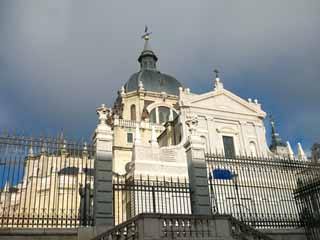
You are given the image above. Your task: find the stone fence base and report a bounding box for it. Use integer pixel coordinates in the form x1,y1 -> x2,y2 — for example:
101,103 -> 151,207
0,228 -> 77,240
89,213 -> 284,240
0,216 -> 307,240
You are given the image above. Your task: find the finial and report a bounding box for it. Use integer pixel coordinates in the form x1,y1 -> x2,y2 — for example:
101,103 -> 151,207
213,69 -> 223,90
41,142 -> 47,154
96,104 -> 110,125
28,145 -> 34,157
61,139 -> 68,156
120,86 -> 125,95
214,69 -> 219,79
62,140 -> 67,150
82,142 -> 88,156
286,141 -> 294,159
141,25 -> 152,41
138,80 -> 144,91
297,143 -> 307,161
269,115 -> 277,135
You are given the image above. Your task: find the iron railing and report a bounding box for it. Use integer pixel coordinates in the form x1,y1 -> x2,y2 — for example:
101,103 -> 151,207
294,169 -> 320,240
206,153 -> 320,229
0,132 -> 95,228
1,131 -> 320,234
113,175 -> 191,225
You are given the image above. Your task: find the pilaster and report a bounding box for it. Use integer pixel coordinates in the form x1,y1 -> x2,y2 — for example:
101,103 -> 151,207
184,118 -> 211,215
93,104 -> 114,227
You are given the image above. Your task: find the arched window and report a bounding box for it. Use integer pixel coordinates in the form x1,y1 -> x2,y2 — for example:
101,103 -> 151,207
158,106 -> 170,123
249,141 -> 258,157
150,109 -> 157,123
149,106 -> 178,124
130,104 -> 136,121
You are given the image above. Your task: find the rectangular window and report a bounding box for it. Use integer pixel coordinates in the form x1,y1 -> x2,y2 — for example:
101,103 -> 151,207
223,136 -> 235,158
127,133 -> 133,143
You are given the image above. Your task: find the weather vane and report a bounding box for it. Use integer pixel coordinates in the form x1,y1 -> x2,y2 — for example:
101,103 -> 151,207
141,25 -> 152,40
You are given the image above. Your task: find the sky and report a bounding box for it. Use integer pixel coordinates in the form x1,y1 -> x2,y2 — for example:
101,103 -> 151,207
0,0 -> 319,154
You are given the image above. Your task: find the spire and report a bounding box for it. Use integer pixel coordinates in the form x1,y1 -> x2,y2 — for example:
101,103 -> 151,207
41,142 -> 47,155
138,26 -> 158,70
61,139 -> 68,156
269,115 -> 287,151
286,141 -> 294,159
28,145 -> 34,157
82,142 -> 88,157
297,142 -> 307,161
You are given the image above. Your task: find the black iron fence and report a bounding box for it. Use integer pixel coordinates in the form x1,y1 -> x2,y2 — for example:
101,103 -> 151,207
2,131 -> 320,233
294,169 -> 320,240
0,132 -> 95,228
113,175 -> 191,225
205,153 -> 320,229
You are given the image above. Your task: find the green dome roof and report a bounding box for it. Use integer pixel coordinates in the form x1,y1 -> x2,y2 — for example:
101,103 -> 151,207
124,36 -> 182,96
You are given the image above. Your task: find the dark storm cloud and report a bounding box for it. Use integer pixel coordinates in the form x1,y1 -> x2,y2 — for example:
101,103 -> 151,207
0,0 -> 319,151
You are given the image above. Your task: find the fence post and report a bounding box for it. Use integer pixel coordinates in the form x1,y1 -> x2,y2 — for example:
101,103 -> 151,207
93,104 -> 114,227
184,117 -> 211,215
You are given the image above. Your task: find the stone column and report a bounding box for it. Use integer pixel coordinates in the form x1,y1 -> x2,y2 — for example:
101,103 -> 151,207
93,104 -> 114,227
184,117 -> 211,215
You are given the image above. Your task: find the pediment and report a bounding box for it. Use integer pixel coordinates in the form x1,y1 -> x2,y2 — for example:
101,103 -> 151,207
186,90 -> 265,117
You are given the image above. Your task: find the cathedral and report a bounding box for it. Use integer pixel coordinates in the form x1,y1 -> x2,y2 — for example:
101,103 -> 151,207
91,31 -> 318,233
108,31 -> 308,178
1,29 -> 319,240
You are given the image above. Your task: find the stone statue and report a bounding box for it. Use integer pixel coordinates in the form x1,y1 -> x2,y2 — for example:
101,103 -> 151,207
96,104 -> 111,125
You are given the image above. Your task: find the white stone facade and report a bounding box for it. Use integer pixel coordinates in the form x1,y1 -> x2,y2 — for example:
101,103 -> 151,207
178,78 -> 271,158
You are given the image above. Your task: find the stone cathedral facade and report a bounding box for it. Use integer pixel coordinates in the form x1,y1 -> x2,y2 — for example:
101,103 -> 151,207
102,33 -> 315,229
108,33 -> 308,179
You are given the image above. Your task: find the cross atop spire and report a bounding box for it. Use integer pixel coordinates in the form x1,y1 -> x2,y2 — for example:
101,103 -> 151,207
141,25 -> 152,41
141,25 -> 153,52
138,25 -> 158,69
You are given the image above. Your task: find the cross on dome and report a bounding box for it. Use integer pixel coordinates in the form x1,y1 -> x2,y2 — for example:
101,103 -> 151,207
141,25 -> 152,41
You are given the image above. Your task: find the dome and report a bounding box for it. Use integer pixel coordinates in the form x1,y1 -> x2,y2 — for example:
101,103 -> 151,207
125,70 -> 182,96
124,34 -> 183,96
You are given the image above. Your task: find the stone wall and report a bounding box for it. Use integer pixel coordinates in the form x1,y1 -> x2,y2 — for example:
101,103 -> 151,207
0,228 -> 77,240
